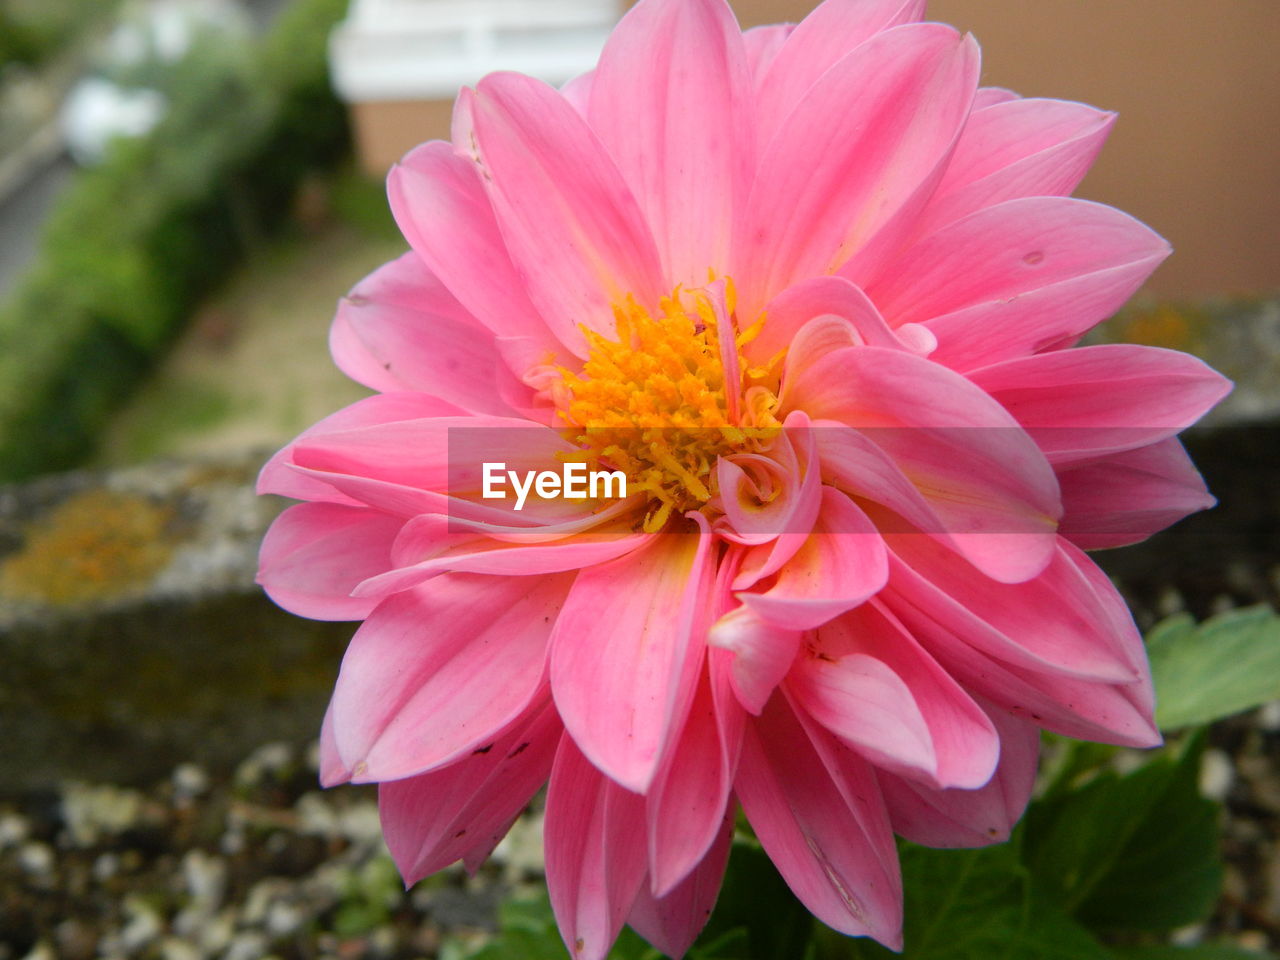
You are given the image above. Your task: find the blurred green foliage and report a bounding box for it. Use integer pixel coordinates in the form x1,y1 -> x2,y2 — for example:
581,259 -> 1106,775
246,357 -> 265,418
0,0 -> 120,71
0,0 -> 353,481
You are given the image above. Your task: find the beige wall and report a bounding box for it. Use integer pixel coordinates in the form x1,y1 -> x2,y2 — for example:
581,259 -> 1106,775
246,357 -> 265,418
352,0 -> 1279,298
727,0 -> 1280,298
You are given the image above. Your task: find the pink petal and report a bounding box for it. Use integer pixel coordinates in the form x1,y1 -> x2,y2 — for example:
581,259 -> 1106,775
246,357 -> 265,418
318,699 -> 350,788
812,423 -> 1037,582
329,252 -> 524,415
290,415 -> 573,495
560,70 -> 593,117
257,502 -> 401,620
331,573 -> 572,781
1057,439 -> 1215,550
912,98 -> 1116,237
387,141 -> 560,359
545,734 -> 649,960
736,694 -> 902,947
754,0 -> 926,149
471,72 -> 666,352
791,603 -> 999,789
749,276 -> 911,370
866,197 -> 1170,371
786,346 -> 1061,583
550,522 -> 715,793
353,510 -> 649,599
967,344 -> 1232,464
645,672 -> 737,896
885,535 -> 1143,683
718,412 -> 821,550
708,606 -> 802,715
738,487 -> 888,630
257,393 -> 466,503
737,22 -> 978,316
973,86 -> 1019,109
628,809 -> 733,959
883,596 -> 1159,747
877,697 -> 1040,847
742,23 -> 793,84
589,0 -> 754,286
379,699 -> 562,884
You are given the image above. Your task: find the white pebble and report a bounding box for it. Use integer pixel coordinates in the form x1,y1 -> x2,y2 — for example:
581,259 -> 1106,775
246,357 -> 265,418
1171,923 -> 1206,946
266,900 -> 305,937
294,792 -> 338,837
18,941 -> 54,960
222,931 -> 269,960
183,848 -> 228,909
243,878 -> 290,927
337,801 -> 383,845
1155,585 -> 1186,618
173,763 -> 210,800
1200,748 -> 1236,801
198,909 -> 236,955
161,938 -> 203,960
0,812 -> 30,850
1257,699 -> 1280,731
120,898 -> 164,952
93,852 -> 121,881
235,743 -> 293,786
61,782 -> 144,847
18,842 -> 54,876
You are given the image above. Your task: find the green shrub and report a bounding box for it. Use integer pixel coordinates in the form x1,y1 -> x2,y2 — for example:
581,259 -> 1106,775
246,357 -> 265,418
0,0 -> 353,481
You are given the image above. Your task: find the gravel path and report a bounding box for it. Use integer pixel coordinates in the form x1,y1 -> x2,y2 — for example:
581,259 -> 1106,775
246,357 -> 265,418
3,701 -> 1279,959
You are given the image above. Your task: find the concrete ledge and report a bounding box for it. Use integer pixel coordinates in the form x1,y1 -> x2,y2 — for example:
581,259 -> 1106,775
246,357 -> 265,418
0,451 -> 351,794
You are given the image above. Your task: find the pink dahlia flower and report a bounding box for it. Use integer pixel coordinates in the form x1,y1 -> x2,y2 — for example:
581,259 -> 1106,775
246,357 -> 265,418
257,0 -> 1231,955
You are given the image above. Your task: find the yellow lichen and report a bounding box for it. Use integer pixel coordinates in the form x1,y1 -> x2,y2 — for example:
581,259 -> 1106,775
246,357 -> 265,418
1,490 -> 176,605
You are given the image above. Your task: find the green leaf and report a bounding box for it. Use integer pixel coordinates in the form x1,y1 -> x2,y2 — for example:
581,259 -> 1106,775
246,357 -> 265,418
827,842 -> 1113,960
691,838 -> 814,960
1023,735 -> 1222,933
1113,945 -> 1277,959
1148,606 -> 1280,729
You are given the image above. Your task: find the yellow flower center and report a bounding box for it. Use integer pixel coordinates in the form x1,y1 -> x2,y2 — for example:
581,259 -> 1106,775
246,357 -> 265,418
555,282 -> 782,532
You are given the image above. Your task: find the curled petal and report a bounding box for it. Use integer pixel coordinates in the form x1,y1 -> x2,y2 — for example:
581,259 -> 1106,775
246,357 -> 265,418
709,605 -> 802,715
738,487 -> 888,630
791,603 -> 999,789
